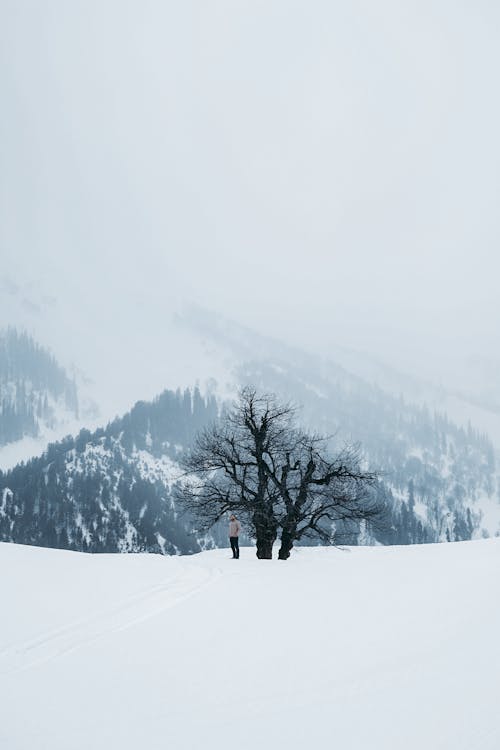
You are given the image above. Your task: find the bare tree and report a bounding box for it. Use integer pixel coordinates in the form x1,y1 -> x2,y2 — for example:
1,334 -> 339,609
178,387 -> 379,559
179,388 -> 295,558
265,436 -> 379,559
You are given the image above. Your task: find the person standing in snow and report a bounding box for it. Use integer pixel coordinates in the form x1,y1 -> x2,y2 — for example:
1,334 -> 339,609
229,515 -> 241,559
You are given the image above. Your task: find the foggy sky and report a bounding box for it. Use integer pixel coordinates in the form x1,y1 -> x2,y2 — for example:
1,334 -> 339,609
1,0 -> 499,391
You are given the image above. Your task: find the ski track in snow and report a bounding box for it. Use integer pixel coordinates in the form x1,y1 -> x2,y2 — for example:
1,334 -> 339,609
0,560 -> 221,675
2,542 -> 499,750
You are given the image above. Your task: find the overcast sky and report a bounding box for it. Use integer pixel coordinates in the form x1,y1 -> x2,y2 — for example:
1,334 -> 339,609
1,0 -> 499,392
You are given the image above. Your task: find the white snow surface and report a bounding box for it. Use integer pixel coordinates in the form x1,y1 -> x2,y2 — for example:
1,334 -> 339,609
1,539 -> 499,750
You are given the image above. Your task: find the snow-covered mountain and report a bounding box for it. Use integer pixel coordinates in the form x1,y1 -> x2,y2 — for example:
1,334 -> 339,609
0,329 -> 79,441
179,308 -> 500,540
1,312 -> 499,552
1,376 -> 498,555
180,306 -> 500,450
0,388 -> 223,554
0,329 -> 89,467
2,539 -> 499,750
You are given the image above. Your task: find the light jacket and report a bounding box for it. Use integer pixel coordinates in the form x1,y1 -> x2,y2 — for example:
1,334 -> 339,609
229,520 -> 241,537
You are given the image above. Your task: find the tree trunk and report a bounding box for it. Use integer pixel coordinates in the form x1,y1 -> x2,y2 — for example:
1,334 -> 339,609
278,526 -> 295,560
256,536 -> 275,559
254,523 -> 277,559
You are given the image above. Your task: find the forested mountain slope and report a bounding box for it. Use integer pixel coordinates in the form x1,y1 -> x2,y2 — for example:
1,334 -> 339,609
0,388 -> 219,553
239,360 -> 498,543
180,308 -> 500,541
0,378 -> 498,554
0,329 -> 78,447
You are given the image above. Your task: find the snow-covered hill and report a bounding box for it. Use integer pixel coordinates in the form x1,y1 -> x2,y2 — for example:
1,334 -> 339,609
0,329 -> 91,470
1,380 -> 497,554
181,306 -> 500,452
181,308 -> 500,538
1,539 -> 499,750
0,388 -> 221,554
1,314 -> 499,548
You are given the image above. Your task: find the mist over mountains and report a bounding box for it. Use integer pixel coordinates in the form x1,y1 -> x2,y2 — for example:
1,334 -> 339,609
0,329 -> 78,446
2,5 -> 500,749
1,317 -> 498,554
1,0 -> 499,556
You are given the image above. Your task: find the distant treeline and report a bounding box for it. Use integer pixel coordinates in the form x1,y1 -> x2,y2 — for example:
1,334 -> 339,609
0,329 -> 78,445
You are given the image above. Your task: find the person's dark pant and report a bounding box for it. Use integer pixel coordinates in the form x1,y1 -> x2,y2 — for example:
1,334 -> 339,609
230,536 -> 239,558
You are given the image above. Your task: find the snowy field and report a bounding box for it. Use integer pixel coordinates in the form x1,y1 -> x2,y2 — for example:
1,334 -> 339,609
1,540 -> 499,750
